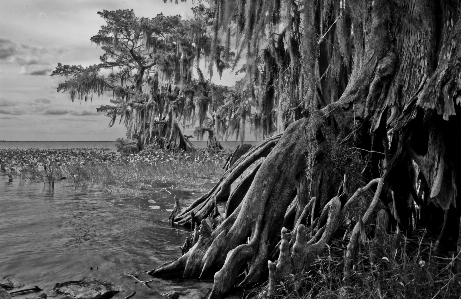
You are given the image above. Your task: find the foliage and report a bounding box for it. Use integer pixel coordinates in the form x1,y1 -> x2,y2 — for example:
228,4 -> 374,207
51,9 -> 228,150
0,147 -> 229,193
168,0 -> 356,139
66,149 -> 228,194
115,138 -> 140,155
257,232 -> 461,299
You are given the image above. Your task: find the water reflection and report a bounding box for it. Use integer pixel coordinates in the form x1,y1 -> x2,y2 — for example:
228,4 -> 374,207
42,182 -> 55,197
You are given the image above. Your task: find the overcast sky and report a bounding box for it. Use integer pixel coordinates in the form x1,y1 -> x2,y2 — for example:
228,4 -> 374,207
0,0 -> 241,141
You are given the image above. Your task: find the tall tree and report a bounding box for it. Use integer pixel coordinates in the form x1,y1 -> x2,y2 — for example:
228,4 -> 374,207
154,0 -> 461,297
52,9 -> 223,151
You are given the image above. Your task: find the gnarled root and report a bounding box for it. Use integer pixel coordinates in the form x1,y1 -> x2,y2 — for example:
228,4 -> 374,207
267,197 -> 342,296
150,119 -> 308,298
151,116 -> 387,298
149,219 -> 214,279
223,144 -> 253,170
172,133 -> 281,226
267,177 -> 385,295
343,178 -> 383,280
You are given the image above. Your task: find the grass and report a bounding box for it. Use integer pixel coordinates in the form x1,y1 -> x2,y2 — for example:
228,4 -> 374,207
0,148 -> 229,196
255,230 -> 461,299
65,154 -> 226,195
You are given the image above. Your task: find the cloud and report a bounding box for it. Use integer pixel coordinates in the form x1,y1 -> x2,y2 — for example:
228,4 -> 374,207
0,39 -> 16,60
0,108 -> 23,115
29,69 -> 52,76
0,98 -> 53,115
0,98 -> 100,118
20,66 -> 53,76
43,108 -> 71,115
38,11 -> 48,19
70,109 -> 100,116
42,108 -> 101,116
30,98 -> 52,112
33,98 -> 51,105
0,99 -> 17,107
59,117 -> 99,122
0,38 -> 68,75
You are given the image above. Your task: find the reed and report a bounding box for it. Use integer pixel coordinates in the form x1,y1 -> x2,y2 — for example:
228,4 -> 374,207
0,148 -> 229,194
66,154 -> 226,194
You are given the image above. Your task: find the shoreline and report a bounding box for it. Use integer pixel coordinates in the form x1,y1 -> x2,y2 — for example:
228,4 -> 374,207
0,147 -> 232,299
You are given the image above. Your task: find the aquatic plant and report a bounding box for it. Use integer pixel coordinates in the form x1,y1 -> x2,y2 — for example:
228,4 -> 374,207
0,148 -> 229,194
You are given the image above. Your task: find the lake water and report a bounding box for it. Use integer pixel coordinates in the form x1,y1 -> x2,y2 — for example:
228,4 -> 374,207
0,141 -> 259,151
0,141 -> 259,298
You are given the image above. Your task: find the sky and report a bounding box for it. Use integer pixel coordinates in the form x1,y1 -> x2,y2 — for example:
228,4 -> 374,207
0,0 -> 242,141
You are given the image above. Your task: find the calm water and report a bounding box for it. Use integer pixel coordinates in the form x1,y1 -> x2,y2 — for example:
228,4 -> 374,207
0,158 -> 216,298
0,141 -> 259,151
0,141 -> 117,151
0,141 -> 261,297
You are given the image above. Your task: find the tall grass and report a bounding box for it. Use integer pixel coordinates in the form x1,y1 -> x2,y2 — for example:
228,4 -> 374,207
65,157 -> 225,195
1,148 -> 228,196
257,230 -> 461,299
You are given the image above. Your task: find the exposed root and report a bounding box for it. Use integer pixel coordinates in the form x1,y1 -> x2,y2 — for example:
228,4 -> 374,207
271,197 -> 316,260
267,197 -> 342,293
225,162 -> 261,218
151,119 -> 308,298
168,196 -> 180,225
173,134 -> 281,226
209,244 -> 255,299
267,177 -> 385,294
341,178 -> 382,219
180,236 -> 192,255
343,177 -> 384,280
267,260 -> 277,298
150,216 -> 236,279
223,144 -> 253,170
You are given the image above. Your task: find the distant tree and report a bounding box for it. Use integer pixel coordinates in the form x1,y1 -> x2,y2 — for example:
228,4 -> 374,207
52,9 -> 228,151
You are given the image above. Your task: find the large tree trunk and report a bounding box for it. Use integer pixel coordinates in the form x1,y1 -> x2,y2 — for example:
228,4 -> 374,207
150,0 -> 461,297
149,108 -> 195,151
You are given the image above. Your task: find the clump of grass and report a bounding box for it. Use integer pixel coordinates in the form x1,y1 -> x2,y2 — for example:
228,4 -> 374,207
1,148 -> 230,195
67,154 -> 226,194
259,230 -> 461,299
0,148 -> 118,182
115,137 -> 140,155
